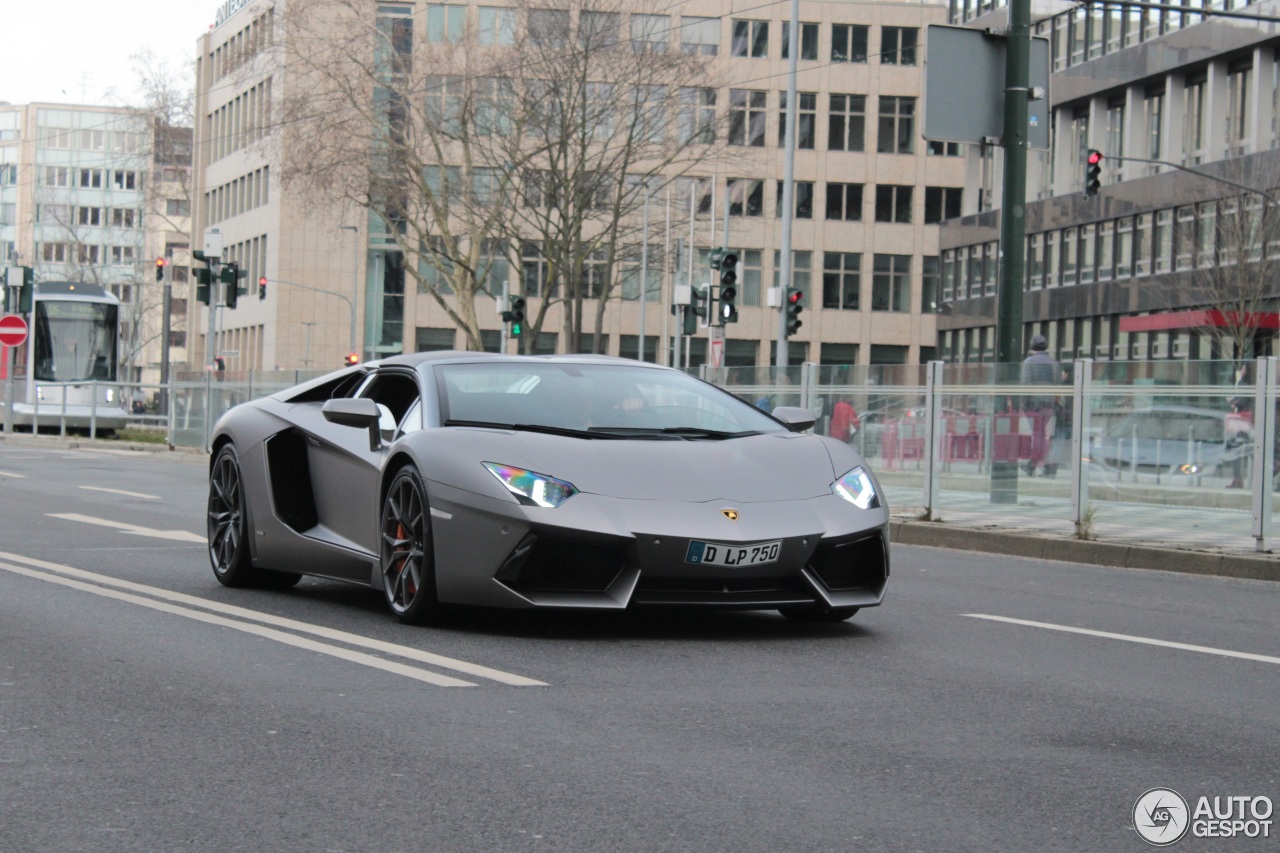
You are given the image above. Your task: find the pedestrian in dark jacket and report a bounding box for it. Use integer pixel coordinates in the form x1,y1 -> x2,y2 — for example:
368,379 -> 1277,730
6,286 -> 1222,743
1020,335 -> 1060,476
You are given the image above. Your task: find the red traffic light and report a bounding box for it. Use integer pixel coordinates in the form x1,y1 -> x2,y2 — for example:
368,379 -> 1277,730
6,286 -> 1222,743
787,289 -> 804,305
156,257 -> 167,267
1087,150 -> 1103,165
345,353 -> 360,366
259,276 -> 267,286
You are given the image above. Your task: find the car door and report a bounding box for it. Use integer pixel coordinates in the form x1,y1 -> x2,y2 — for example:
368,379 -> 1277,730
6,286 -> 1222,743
304,367 -> 423,566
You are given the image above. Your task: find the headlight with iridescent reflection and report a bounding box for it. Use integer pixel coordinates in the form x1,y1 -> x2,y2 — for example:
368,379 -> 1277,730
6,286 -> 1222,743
832,466 -> 880,509
483,462 -> 579,508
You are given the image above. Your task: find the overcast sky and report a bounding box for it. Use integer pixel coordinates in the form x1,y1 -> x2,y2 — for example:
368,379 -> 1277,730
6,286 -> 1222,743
2,0 -> 216,109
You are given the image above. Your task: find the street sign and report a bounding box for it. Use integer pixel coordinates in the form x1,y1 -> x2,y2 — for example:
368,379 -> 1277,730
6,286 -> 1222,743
0,313 -> 28,348
923,25 -> 1051,150
221,349 -> 240,357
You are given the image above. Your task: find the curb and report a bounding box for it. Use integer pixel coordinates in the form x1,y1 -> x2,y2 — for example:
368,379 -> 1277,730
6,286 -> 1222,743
0,433 -> 207,462
889,520 -> 1280,582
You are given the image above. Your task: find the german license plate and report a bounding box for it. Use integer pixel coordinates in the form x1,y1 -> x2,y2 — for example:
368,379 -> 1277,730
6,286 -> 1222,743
684,540 -> 781,567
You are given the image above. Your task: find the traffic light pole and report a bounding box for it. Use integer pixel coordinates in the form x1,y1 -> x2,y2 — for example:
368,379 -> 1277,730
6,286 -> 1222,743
776,0 -> 800,369
992,0 -> 1031,504
206,258 -> 220,371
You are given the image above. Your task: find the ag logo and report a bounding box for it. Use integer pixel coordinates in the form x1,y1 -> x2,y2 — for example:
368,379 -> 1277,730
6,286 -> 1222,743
1134,788 -> 1190,846
721,509 -> 739,521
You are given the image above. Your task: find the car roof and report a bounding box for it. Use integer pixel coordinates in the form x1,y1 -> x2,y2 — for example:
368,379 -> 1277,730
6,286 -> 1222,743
375,350 -> 674,371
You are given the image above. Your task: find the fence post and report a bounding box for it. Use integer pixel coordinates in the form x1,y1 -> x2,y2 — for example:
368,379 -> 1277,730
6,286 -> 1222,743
1251,356 -> 1276,552
166,378 -> 175,448
203,371 -> 213,453
923,360 -> 943,520
4,372 -> 13,434
248,369 -> 254,402
89,380 -> 97,439
59,384 -> 68,437
801,361 -> 816,415
1071,359 -> 1092,536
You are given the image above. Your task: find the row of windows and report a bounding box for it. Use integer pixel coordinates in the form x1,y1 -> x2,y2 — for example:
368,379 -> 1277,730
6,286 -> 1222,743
213,10 -> 274,82
728,92 -> 922,154
943,321 -> 1237,365
38,243 -> 144,265
408,4 -> 919,66
944,194 -> 1278,301
204,166 -> 270,225
206,78 -> 272,165
40,166 -> 141,191
718,180 -> 960,224
33,204 -> 141,229
35,128 -> 146,153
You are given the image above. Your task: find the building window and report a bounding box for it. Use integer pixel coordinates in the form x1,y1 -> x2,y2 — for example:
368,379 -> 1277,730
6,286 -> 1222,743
731,19 -> 769,58
680,16 -> 719,55
728,89 -> 767,147
529,10 -> 569,47
43,166 -> 70,187
825,182 -> 863,221
778,91 -> 816,149
922,256 -> 940,314
781,22 -> 818,60
79,168 -> 103,188
828,94 -> 865,152
415,327 -> 457,351
728,178 -> 764,216
772,250 -> 812,299
1183,75 -> 1206,165
1026,234 -> 1043,290
1134,213 -> 1151,276
631,14 -> 668,52
1175,205 -> 1196,271
579,12 -> 619,50
874,185 -> 912,223
477,7 -> 516,45
112,170 -> 138,190
1116,216 -> 1133,278
1061,227 -> 1078,285
823,252 -> 861,309
1227,63 -> 1251,156
165,199 -> 190,217
927,140 -> 962,156
76,207 -> 102,227
877,96 -> 915,154
1154,209 -> 1172,273
1106,99 -> 1124,174
1097,220 -> 1114,282
678,87 -> 716,144
1197,202 -> 1216,268
871,254 -> 911,312
775,181 -> 814,219
881,27 -> 918,65
924,187 -> 962,223
1145,88 -> 1163,162
831,24 -> 868,63
1079,224 -> 1096,283
521,240 -> 552,297
426,6 -> 465,43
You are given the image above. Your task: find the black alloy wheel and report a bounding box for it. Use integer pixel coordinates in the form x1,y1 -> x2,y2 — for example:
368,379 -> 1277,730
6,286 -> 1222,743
380,466 -> 439,624
207,444 -> 300,589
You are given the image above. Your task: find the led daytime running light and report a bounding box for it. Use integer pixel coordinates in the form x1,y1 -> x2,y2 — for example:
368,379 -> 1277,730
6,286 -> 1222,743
483,462 -> 578,508
833,466 -> 879,509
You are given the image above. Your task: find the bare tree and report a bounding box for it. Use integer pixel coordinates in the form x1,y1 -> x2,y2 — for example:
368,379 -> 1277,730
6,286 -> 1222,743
277,0 -> 728,353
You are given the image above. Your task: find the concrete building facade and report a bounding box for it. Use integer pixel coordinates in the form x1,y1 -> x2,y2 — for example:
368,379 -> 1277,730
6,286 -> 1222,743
194,0 -> 964,372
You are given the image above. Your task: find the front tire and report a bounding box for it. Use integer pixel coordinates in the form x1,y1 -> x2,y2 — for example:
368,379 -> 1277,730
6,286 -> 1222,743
778,605 -> 859,623
208,444 -> 301,589
380,466 -> 439,624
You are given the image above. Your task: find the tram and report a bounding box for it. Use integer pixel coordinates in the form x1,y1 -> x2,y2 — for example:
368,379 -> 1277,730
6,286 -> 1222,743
2,281 -> 129,431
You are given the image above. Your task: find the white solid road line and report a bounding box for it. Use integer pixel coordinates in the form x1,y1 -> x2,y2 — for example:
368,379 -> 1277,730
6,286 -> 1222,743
0,550 -> 547,687
46,512 -> 205,542
965,613 -> 1280,666
0,560 -> 476,687
80,485 -> 160,500
0,471 -> 26,478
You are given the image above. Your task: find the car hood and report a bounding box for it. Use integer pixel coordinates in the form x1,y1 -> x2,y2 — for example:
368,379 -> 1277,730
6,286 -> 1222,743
451,428 -> 840,502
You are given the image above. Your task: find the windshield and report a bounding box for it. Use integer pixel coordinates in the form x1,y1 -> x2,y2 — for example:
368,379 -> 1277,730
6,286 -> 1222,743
1108,411 -> 1225,443
33,299 -> 118,382
436,362 -> 787,436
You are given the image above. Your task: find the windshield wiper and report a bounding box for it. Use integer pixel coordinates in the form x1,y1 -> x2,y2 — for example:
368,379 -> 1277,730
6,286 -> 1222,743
588,426 -> 759,440
444,419 -> 620,439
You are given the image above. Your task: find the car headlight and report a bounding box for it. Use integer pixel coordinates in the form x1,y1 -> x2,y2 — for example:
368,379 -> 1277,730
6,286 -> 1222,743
483,462 -> 578,508
832,466 -> 880,509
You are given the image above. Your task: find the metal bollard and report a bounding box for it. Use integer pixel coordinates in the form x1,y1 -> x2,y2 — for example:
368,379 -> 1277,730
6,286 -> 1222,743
90,380 -> 97,439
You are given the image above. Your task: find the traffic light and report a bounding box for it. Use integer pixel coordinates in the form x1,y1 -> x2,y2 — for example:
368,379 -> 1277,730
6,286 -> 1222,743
785,288 -> 804,337
718,251 -> 739,324
502,296 -> 526,337
196,266 -> 212,305
1084,149 -> 1103,197
684,287 -> 707,336
345,352 -> 361,366
258,276 -> 267,300
155,257 -> 166,282
220,262 -> 247,308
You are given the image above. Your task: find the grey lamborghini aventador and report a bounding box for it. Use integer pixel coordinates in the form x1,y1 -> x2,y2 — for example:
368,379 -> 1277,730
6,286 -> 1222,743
207,352 -> 889,624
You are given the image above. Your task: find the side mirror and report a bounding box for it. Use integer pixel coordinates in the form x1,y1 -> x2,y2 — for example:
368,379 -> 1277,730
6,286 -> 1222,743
322,398 -> 383,451
772,406 -> 816,433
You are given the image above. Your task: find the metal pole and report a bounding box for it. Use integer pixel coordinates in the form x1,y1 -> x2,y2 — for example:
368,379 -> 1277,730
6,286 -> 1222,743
661,185 -> 670,365
923,360 -> 943,519
340,225 -> 360,354
991,0 -> 1031,504
160,273 -> 171,418
4,346 -> 13,434
777,0 -> 800,369
639,183 -> 649,361
1252,356 -> 1276,551
1070,359 -> 1092,534
90,380 -> 97,439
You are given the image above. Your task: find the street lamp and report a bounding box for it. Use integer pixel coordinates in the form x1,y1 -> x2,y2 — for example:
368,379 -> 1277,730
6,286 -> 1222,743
339,225 -> 359,355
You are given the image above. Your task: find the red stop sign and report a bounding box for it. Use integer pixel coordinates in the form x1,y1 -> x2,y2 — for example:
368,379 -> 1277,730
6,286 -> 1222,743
0,314 -> 28,348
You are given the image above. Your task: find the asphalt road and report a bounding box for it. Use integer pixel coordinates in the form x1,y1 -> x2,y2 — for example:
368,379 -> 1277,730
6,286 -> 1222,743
1,443 -> 1278,852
